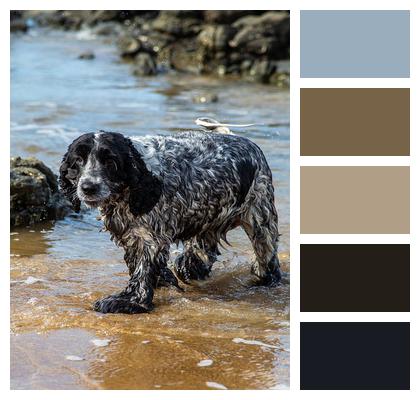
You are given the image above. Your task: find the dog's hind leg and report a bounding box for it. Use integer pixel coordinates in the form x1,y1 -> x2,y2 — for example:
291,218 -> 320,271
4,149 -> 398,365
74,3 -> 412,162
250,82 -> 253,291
174,236 -> 220,283
241,176 -> 282,286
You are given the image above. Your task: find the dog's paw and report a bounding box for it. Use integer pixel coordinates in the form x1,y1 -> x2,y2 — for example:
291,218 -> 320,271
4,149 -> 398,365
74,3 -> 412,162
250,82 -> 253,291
93,294 -> 152,314
251,258 -> 282,287
255,269 -> 282,287
174,253 -> 211,283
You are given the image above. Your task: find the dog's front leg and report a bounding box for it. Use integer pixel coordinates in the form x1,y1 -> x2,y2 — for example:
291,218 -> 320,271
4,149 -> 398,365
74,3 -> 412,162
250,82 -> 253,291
94,246 -> 162,314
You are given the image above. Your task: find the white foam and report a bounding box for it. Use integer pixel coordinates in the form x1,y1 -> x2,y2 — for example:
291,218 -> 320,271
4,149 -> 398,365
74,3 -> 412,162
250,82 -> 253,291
197,359 -> 213,367
232,337 -> 280,349
65,355 -> 84,361
91,339 -> 111,347
206,382 -> 227,390
24,276 -> 43,285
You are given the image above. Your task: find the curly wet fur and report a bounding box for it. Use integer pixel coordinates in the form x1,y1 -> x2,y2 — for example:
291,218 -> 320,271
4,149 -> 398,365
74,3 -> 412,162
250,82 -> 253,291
59,130 -> 281,314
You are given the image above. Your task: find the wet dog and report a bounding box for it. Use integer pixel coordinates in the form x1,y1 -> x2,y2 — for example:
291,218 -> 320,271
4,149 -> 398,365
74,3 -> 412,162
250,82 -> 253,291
59,130 -> 281,314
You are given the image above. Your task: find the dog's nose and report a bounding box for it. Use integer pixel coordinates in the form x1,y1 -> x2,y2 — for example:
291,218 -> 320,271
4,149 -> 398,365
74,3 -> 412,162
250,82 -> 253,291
81,181 -> 100,196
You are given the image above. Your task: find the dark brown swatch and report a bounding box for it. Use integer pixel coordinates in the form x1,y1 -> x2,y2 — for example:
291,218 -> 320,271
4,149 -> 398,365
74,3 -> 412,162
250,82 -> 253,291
300,322 -> 410,390
300,88 -> 410,156
300,244 -> 410,312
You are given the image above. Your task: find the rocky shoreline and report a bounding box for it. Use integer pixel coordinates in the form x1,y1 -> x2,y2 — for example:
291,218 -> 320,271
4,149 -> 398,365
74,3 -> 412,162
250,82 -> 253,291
15,10 -> 290,86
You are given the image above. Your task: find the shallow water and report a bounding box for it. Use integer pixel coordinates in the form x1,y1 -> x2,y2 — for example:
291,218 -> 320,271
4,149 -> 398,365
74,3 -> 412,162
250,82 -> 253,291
10,28 -> 290,390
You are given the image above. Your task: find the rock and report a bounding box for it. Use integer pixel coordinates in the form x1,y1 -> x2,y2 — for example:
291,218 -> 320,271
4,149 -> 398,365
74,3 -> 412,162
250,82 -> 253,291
168,38 -> 204,74
203,11 -> 263,24
83,10 -> 126,25
246,60 -> 276,83
230,11 -> 290,58
133,53 -> 157,76
118,36 -> 142,57
151,13 -> 202,37
198,25 -> 237,51
10,157 -> 72,227
192,93 -> 218,103
92,22 -> 122,36
269,60 -> 290,87
138,32 -> 175,55
10,19 -> 28,33
78,51 -> 95,60
159,11 -> 204,19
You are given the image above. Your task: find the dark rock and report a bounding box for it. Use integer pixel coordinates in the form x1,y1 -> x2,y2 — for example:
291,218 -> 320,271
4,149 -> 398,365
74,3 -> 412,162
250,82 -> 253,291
245,60 -> 277,83
159,11 -> 204,19
92,22 -> 123,36
78,51 -> 95,60
138,32 -> 175,54
198,25 -> 237,51
151,13 -> 202,37
269,60 -> 290,87
166,38 -> 204,74
10,18 -> 28,33
230,11 -> 290,58
133,53 -> 157,76
118,36 -> 142,57
10,157 -> 72,227
203,11 -> 263,24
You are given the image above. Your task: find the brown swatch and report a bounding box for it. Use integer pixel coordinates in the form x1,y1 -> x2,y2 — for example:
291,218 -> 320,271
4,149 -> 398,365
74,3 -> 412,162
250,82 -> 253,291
300,244 -> 410,312
300,88 -> 410,156
301,166 -> 410,233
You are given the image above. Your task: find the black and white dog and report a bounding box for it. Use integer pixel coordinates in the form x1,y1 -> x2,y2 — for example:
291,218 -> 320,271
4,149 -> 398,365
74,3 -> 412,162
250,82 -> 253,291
59,130 -> 281,314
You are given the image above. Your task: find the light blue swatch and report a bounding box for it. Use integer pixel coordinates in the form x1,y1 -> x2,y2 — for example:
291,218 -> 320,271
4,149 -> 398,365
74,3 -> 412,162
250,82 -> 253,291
300,10 -> 410,78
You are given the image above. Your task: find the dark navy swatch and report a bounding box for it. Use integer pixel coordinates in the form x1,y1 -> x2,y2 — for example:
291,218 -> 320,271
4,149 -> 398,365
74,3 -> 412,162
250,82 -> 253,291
300,322 -> 410,390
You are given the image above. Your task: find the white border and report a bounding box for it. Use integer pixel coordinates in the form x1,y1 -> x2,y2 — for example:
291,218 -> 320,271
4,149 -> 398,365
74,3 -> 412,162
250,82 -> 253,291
3,0 -> 420,398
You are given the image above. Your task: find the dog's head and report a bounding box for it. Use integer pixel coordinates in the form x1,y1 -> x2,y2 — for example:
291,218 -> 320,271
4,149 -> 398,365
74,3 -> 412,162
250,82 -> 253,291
59,131 -> 162,216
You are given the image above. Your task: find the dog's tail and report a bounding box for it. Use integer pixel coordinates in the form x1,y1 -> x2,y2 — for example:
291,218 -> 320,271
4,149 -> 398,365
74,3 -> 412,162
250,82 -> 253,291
195,117 -> 262,135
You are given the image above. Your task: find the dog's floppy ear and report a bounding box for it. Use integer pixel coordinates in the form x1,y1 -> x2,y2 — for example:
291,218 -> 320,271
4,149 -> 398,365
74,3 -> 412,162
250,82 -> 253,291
125,138 -> 162,217
59,149 -> 81,212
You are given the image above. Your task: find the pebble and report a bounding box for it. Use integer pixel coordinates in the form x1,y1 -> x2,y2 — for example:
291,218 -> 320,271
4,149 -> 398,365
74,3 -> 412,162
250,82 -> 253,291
91,339 -> 111,347
78,51 -> 95,60
65,355 -> 84,361
197,359 -> 213,367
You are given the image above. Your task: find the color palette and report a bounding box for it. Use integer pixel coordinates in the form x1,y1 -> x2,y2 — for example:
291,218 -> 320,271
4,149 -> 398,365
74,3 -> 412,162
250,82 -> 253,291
299,9 -> 410,391
300,88 -> 410,156
300,322 -> 410,390
300,166 -> 410,234
300,10 -> 410,78
300,244 -> 410,312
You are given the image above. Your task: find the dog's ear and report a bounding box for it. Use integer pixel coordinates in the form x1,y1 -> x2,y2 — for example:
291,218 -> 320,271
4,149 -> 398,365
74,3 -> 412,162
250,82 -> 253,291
59,150 -> 81,213
125,138 -> 162,217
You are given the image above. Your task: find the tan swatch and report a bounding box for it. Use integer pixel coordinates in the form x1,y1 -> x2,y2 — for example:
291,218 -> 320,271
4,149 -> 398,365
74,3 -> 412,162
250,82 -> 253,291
300,88 -> 410,156
301,166 -> 410,233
